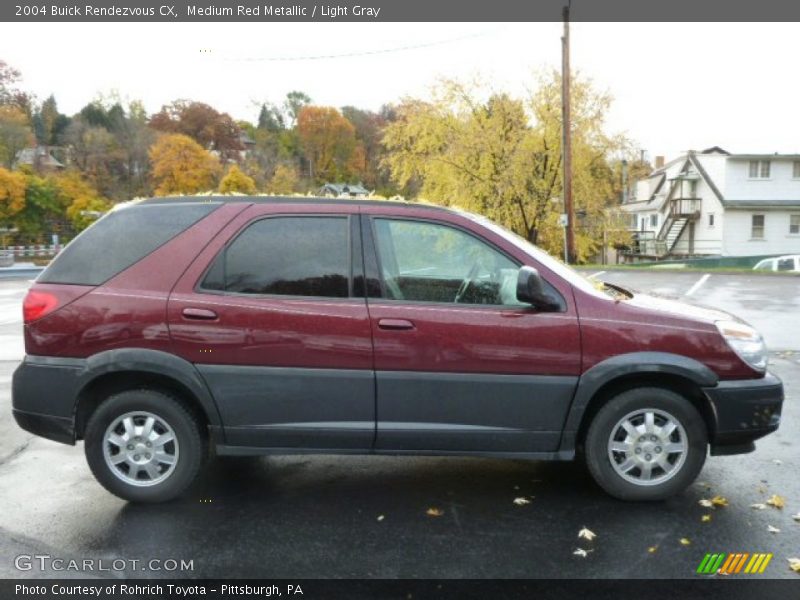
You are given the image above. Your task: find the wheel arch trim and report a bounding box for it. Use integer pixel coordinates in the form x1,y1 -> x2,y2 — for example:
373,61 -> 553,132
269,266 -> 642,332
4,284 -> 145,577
74,348 -> 223,433
557,352 -> 718,454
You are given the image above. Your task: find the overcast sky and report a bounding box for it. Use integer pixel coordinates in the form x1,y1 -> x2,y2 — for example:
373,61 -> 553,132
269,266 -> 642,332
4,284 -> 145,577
2,22 -> 799,160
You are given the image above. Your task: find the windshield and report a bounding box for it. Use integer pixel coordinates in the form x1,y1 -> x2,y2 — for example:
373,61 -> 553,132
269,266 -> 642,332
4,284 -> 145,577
463,212 -> 621,299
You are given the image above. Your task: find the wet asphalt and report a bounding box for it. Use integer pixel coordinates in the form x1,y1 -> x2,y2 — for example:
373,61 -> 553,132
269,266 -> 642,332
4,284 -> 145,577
0,271 -> 798,580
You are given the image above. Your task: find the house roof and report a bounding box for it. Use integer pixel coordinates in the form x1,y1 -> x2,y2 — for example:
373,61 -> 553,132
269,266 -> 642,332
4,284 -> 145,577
700,146 -> 730,155
728,154 -> 800,160
15,147 -> 64,168
724,199 -> 800,209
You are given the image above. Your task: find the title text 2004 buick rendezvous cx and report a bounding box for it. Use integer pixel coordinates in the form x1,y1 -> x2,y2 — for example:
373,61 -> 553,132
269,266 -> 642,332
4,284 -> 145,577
12,197 -> 783,502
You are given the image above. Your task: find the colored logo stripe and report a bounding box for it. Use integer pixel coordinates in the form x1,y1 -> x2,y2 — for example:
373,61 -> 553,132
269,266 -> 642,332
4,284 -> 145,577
697,553 -> 772,575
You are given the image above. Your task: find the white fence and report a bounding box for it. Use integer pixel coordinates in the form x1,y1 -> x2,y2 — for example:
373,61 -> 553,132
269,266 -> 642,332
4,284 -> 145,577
3,245 -> 62,257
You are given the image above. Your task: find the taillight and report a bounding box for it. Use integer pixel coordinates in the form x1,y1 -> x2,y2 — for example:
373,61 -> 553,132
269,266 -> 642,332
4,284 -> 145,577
23,291 -> 59,323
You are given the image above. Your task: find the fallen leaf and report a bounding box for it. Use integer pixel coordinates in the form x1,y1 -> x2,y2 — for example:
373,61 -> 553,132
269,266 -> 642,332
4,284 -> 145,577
766,495 -> 786,509
573,548 -> 590,557
376,515 -> 385,522
426,507 -> 444,517
768,525 -> 781,534
711,495 -> 729,507
648,546 -> 658,554
699,499 -> 714,508
792,513 -> 800,522
513,497 -> 531,506
757,485 -> 768,494
578,527 -> 597,541
751,503 -> 767,510
788,558 -> 800,573
701,515 -> 712,522
680,538 -> 692,546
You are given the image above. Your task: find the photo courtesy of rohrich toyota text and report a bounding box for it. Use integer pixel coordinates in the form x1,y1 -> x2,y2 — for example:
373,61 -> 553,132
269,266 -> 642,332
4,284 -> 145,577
0,1 -> 799,598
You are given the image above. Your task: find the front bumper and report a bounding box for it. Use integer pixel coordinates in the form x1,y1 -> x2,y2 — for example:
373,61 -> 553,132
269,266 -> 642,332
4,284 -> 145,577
703,371 -> 783,455
12,355 -> 84,445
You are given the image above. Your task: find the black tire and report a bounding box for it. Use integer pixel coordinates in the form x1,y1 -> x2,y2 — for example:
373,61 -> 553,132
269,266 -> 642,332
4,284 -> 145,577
584,387 -> 707,501
84,389 -> 206,503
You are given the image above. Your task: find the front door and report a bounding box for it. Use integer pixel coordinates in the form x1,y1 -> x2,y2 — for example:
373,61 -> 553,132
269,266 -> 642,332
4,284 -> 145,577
363,213 -> 581,454
168,205 -> 375,450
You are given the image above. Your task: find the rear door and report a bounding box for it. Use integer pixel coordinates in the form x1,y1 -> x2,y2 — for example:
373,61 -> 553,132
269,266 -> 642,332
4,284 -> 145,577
167,203 -> 375,450
362,209 -> 582,454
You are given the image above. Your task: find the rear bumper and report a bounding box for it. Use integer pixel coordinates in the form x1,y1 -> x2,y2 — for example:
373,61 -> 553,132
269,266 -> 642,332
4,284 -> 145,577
12,355 -> 84,445
703,371 -> 783,455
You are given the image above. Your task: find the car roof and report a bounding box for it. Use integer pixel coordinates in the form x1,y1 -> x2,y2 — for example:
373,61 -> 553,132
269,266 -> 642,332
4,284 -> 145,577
137,195 -> 456,213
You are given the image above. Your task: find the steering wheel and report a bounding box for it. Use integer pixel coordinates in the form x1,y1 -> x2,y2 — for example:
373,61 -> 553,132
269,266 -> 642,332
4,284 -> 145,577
454,263 -> 481,303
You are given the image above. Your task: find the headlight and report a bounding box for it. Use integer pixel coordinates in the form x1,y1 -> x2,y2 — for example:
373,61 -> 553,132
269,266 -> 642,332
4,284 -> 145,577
715,320 -> 768,371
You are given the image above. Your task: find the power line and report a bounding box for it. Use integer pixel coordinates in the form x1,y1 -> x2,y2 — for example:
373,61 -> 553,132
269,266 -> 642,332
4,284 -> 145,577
219,28 -> 501,63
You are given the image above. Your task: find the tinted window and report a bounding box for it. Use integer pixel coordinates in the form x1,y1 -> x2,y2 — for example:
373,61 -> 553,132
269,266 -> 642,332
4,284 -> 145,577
372,218 -> 523,306
39,203 -> 218,286
777,258 -> 795,272
202,216 -> 350,298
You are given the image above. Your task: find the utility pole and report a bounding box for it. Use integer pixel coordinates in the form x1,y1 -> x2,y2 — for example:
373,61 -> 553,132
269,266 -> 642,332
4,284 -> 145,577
561,2 -> 576,264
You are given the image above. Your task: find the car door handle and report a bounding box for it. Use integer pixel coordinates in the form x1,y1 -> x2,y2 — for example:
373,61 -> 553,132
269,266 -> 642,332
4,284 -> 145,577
182,307 -> 218,320
377,318 -> 415,331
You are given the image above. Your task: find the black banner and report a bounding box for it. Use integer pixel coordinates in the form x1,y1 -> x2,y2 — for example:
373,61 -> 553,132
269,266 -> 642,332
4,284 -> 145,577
4,0 -> 800,22
5,579 -> 800,600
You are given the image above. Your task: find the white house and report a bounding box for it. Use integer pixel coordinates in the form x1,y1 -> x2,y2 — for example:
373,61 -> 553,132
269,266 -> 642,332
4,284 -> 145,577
621,147 -> 800,259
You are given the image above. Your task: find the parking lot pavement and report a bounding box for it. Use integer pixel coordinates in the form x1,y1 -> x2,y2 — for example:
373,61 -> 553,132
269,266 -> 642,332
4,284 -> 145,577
581,269 -> 800,352
0,273 -> 798,579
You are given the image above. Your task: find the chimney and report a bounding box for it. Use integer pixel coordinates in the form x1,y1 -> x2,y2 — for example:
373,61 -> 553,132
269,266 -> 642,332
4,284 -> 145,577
654,155 -> 665,169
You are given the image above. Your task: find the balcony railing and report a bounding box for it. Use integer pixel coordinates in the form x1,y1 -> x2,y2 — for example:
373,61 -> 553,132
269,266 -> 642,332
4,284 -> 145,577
669,197 -> 701,218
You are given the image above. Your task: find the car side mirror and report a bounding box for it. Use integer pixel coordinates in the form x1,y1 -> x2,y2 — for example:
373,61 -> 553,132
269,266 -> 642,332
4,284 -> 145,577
516,266 -> 561,311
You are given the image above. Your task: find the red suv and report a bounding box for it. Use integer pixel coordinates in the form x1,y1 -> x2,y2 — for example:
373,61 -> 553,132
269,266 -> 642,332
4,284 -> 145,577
12,197 -> 783,503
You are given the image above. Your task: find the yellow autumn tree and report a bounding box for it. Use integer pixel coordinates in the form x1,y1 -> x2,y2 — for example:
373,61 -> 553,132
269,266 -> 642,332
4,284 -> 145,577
148,133 -> 221,195
0,166 -> 27,221
297,106 -> 357,183
218,164 -> 256,194
383,73 -> 632,262
51,170 -> 111,231
268,164 -> 299,194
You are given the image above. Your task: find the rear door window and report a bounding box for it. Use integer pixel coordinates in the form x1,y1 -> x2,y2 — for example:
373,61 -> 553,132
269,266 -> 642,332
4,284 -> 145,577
38,203 -> 218,286
201,216 -> 351,298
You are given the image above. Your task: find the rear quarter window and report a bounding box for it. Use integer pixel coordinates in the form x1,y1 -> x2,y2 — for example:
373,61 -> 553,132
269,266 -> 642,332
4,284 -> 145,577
38,203 -> 219,286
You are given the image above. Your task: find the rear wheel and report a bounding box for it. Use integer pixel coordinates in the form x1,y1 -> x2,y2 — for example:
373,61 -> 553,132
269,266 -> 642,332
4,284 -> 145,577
85,389 -> 206,503
584,387 -> 707,501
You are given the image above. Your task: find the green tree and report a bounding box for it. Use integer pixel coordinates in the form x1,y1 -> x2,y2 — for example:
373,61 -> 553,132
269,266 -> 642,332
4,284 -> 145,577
0,106 -> 33,168
219,164 -> 257,194
283,91 -> 311,127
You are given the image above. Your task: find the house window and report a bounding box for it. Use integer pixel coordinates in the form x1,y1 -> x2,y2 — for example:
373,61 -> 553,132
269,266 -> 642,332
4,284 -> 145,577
708,213 -> 715,227
794,161 -> 800,179
751,214 -> 765,239
649,214 -> 658,228
790,214 -> 800,235
749,160 -> 770,178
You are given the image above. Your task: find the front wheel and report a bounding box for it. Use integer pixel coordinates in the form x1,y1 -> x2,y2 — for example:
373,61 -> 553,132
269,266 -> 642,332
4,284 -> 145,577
584,387 -> 708,501
84,389 -> 206,503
